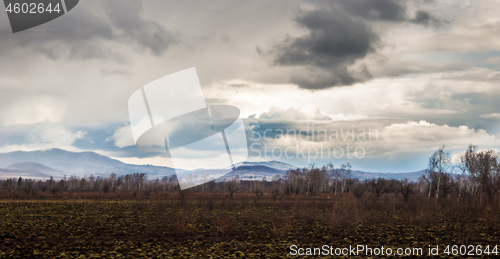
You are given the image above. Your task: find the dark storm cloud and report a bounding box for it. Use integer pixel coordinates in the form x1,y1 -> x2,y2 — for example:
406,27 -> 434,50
4,0 -> 178,59
411,10 -> 442,26
272,7 -> 376,89
271,0 -> 442,89
335,0 -> 407,22
274,9 -> 376,69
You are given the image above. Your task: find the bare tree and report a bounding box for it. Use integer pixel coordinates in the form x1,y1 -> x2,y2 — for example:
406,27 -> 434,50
351,180 -> 365,200
339,163 -> 352,195
367,178 -> 388,198
462,144 -> 499,204
399,179 -> 413,203
225,176 -> 239,198
424,145 -> 450,199
387,179 -> 401,213
271,174 -> 282,201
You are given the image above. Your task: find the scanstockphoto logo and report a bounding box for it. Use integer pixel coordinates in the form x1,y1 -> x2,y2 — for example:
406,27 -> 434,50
4,0 -> 79,33
128,68 -> 249,190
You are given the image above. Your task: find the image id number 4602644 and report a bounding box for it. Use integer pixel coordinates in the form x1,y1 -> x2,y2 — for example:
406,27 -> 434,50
5,2 -> 61,14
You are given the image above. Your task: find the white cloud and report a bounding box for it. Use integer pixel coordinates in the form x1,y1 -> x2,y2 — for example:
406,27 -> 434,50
248,111 -> 500,168
206,69 -> 500,125
390,1 -> 500,54
0,96 -> 67,125
105,125 -> 135,148
0,125 -> 86,152
381,121 -> 496,149
483,57 -> 500,64
479,113 -> 500,119
257,105 -> 332,121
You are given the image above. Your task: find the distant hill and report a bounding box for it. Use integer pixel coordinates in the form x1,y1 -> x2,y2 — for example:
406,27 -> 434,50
223,167 -> 425,182
0,149 -> 176,178
0,162 -> 60,180
351,170 -> 425,181
0,149 -> 425,181
236,161 -> 298,171
7,162 -> 61,175
217,165 -> 285,181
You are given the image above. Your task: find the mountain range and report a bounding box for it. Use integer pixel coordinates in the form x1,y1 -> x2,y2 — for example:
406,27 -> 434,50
0,149 -> 176,179
0,149 -> 425,181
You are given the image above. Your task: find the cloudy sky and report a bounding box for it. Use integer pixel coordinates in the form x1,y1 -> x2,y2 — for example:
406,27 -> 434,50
1,0 -> 500,172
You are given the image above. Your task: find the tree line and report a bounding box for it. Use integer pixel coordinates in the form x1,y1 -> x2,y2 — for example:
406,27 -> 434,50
1,144 -> 500,205
1,173 -> 179,198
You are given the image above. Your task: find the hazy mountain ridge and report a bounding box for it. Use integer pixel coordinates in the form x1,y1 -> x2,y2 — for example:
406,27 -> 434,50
0,149 -> 176,178
0,162 -> 60,180
7,162 -> 61,174
350,170 -> 425,181
223,168 -> 425,182
236,161 -> 298,171
0,149 -> 425,181
217,165 -> 285,182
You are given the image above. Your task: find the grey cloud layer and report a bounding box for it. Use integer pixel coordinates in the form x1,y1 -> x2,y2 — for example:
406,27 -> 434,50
2,0 -> 177,59
270,0 -> 442,89
272,8 -> 376,89
0,0 -> 499,172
